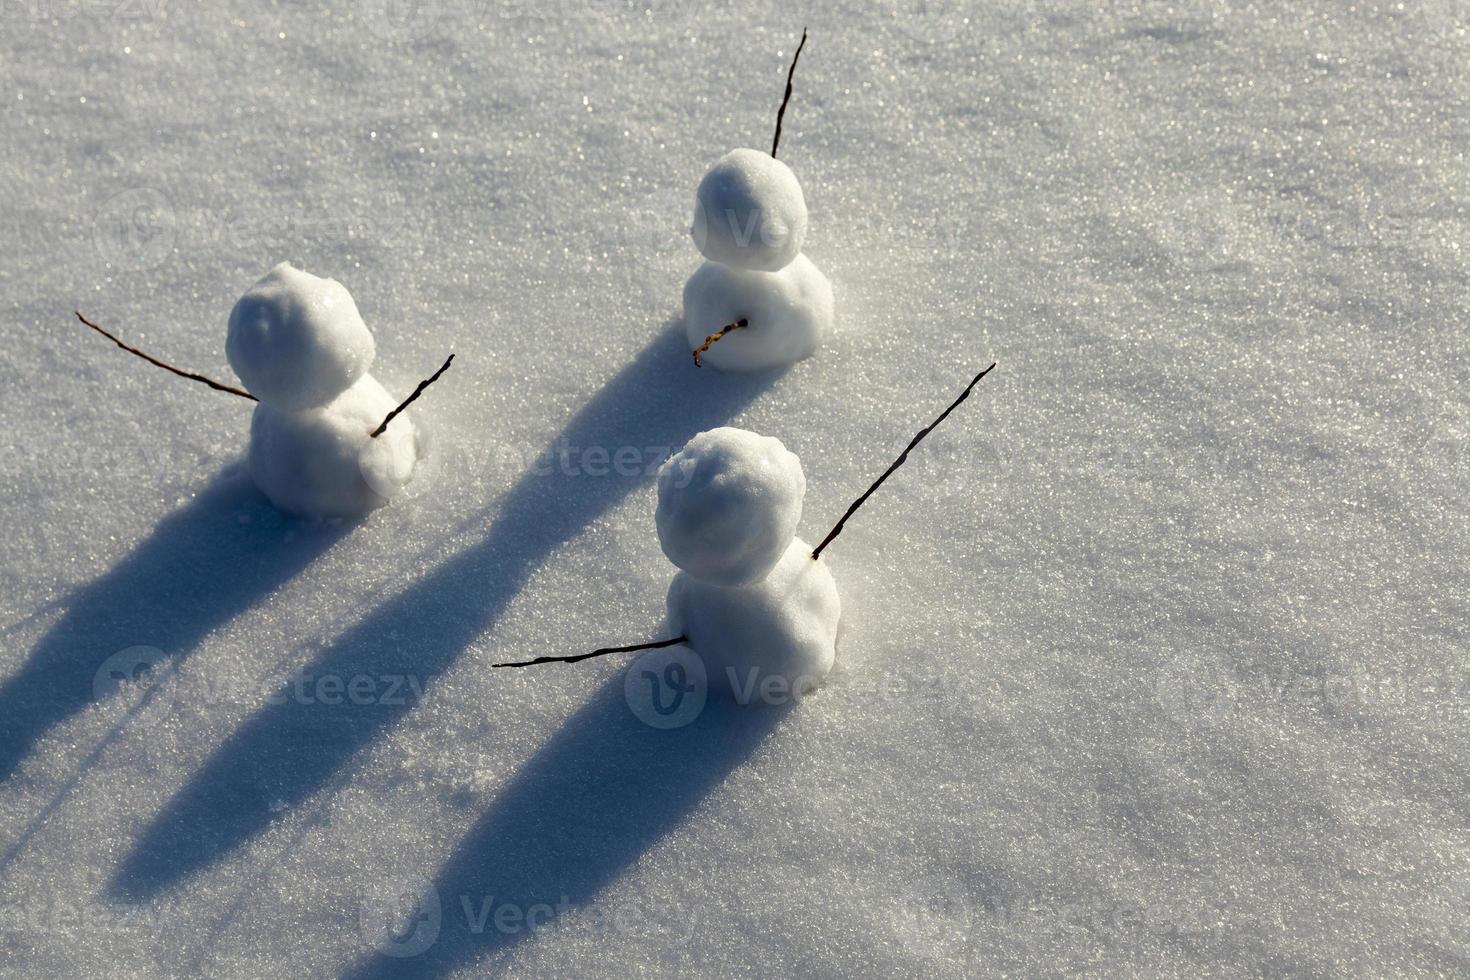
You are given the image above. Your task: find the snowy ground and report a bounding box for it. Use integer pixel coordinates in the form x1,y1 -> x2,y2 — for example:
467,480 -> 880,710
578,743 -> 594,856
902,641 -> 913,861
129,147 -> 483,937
2,0 -> 1468,976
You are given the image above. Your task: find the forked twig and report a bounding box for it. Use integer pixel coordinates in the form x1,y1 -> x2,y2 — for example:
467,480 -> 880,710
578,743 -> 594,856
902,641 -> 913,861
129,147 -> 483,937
692,319 -> 748,367
810,363 -> 998,560
770,28 -> 809,158
371,354 -> 454,438
74,311 -> 256,401
492,635 -> 689,669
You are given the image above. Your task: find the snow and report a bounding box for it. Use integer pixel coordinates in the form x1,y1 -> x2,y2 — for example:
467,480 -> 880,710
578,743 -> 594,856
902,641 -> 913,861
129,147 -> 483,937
1,1 -> 1468,978
226,262 -> 376,413
248,374 -> 425,520
667,537 -> 842,697
692,148 -> 809,272
655,427 -> 806,585
683,253 -> 835,370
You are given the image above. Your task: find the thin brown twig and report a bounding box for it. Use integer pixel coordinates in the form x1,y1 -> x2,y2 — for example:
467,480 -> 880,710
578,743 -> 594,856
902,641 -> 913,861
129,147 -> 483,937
692,319 -> 748,367
492,635 -> 689,669
74,311 -> 257,401
810,362 -> 998,561
371,353 -> 454,438
770,28 -> 809,158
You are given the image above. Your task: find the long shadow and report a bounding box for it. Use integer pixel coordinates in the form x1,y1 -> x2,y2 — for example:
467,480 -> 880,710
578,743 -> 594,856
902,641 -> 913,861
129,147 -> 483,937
113,322 -> 780,899
0,470 -> 345,786
344,675 -> 790,980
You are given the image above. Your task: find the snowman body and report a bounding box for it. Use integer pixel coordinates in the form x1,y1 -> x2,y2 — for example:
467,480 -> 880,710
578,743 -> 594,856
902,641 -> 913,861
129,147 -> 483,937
227,263 -> 426,520
656,428 -> 841,697
684,149 -> 834,371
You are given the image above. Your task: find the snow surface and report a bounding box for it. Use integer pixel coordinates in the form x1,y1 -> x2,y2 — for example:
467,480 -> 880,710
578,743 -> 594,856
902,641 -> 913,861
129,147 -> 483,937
1,1 -> 1468,977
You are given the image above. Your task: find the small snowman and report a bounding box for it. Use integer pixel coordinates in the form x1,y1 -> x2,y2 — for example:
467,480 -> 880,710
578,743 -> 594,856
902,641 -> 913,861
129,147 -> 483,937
655,427 -> 840,693
75,262 -> 449,521
684,30 -> 835,372
226,263 -> 435,520
495,364 -> 999,701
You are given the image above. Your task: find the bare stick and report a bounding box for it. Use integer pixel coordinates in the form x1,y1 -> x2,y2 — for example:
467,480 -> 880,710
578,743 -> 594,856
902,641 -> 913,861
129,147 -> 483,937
492,635 -> 689,669
692,319 -> 748,367
770,28 -> 809,158
371,354 -> 454,438
810,363 -> 997,561
74,312 -> 257,401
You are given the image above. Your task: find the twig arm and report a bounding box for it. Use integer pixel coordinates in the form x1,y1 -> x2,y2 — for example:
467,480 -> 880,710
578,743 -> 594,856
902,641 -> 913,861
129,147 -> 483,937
810,363 -> 997,560
492,635 -> 689,669
74,311 -> 257,401
371,353 -> 454,438
692,319 -> 748,367
771,28 -> 809,158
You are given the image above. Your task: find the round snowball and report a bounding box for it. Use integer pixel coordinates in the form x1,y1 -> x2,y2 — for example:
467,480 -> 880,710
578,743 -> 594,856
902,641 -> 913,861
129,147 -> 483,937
683,253 -> 834,372
226,262 -> 376,412
691,148 -> 808,272
656,427 -> 805,586
247,374 -> 425,520
667,537 -> 840,698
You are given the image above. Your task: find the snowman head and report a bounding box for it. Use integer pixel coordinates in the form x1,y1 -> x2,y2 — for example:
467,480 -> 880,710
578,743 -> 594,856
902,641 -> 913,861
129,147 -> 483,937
656,427 -> 806,586
226,262 -> 376,412
691,148 -> 808,272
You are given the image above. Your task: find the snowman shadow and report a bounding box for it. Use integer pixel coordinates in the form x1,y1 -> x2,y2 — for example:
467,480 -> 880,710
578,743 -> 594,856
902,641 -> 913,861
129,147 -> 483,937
112,321 -> 783,901
0,469 -> 346,788
344,677 -> 791,980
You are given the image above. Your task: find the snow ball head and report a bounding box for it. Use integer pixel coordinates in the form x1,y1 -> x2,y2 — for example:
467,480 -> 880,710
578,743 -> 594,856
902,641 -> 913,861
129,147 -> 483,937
683,253 -> 834,371
667,537 -> 841,697
247,375 -> 425,520
691,148 -> 808,272
656,427 -> 805,586
226,262 -> 376,412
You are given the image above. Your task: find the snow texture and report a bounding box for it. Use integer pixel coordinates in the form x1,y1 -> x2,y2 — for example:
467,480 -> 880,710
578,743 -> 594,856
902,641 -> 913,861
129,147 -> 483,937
666,537 -> 841,697
656,427 -> 806,586
691,148 -> 809,271
226,262 -> 377,412
1,1 -> 1468,978
248,375 -> 424,520
682,254 -> 835,371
